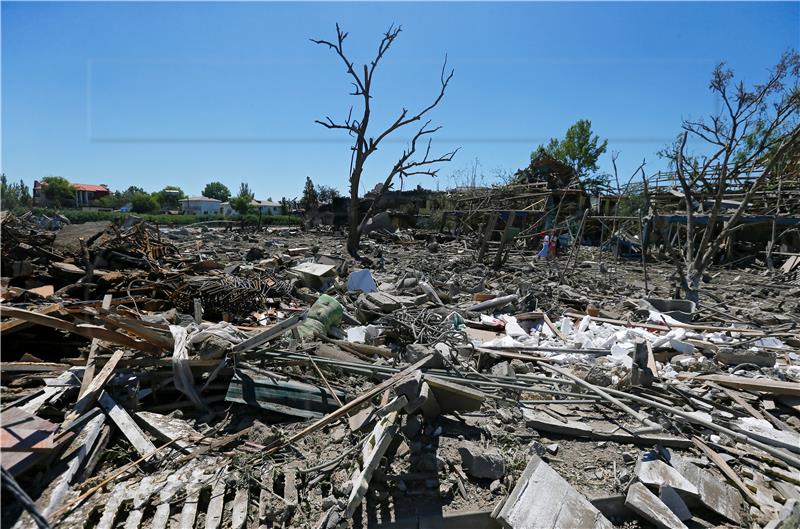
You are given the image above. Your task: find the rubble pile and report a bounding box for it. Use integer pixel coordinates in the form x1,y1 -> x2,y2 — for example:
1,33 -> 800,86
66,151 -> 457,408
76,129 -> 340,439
2,217 -> 800,529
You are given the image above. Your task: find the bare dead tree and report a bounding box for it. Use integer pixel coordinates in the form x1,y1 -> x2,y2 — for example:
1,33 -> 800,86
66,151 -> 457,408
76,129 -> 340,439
312,24 -> 458,255
663,50 -> 800,302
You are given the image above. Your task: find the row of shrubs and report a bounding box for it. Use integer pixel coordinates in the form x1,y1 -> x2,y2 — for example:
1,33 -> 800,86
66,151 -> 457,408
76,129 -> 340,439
19,208 -> 303,227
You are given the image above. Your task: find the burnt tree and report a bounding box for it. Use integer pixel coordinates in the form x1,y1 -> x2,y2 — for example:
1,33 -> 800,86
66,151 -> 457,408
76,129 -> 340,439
312,24 -> 457,255
662,51 -> 799,303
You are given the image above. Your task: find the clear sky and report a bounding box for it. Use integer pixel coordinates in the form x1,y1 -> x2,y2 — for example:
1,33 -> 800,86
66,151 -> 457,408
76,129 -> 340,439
3,1 -> 798,200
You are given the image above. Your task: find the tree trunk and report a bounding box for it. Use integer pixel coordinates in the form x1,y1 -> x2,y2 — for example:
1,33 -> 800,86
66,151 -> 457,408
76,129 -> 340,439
347,165 -> 362,256
682,267 -> 702,303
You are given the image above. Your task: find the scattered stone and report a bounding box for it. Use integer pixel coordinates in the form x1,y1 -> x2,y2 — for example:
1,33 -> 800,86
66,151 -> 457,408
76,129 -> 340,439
528,440 -> 546,457
458,442 -> 506,480
330,426 -> 347,443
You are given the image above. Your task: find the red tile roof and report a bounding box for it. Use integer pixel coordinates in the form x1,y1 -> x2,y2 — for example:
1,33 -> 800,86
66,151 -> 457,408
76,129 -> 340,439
72,183 -> 109,192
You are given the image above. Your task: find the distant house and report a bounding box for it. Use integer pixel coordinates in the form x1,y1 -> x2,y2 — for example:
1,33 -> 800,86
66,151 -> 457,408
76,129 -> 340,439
221,199 -> 282,216
251,199 -> 282,216
179,196 -> 221,215
220,202 -> 235,216
33,180 -> 111,207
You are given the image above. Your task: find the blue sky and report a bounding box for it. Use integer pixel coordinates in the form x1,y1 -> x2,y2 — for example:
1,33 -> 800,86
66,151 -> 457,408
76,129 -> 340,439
3,2 -> 798,200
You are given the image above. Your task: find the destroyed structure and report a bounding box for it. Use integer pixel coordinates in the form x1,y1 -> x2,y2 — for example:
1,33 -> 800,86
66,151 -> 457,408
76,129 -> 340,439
2,158 -> 800,529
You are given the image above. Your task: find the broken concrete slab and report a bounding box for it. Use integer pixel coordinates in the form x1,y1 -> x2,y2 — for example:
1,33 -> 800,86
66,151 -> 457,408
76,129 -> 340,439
52,221 -> 111,255
634,459 -> 699,497
733,417 -> 800,454
659,485 -> 692,522
290,262 -> 336,289
364,292 -> 402,313
425,375 -> 485,414
394,370 -> 438,419
670,454 -> 743,524
764,499 -> 800,529
495,455 -> 614,529
625,482 -> 688,529
716,347 -> 776,367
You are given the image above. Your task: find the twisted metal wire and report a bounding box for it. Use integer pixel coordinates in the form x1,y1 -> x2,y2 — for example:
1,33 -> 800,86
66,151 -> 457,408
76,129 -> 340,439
378,307 -> 468,348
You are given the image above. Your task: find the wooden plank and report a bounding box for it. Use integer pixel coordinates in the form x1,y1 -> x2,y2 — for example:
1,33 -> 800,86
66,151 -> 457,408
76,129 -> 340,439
15,370 -> 80,415
231,487 -> 250,529
179,488 -> 201,529
690,374 -> 800,397
780,255 -> 800,273
135,411 -> 201,452
255,467 -> 273,528
542,313 -> 568,342
522,410 -> 691,448
691,437 -> 759,507
98,391 -> 157,458
0,362 -> 71,373
205,479 -> 226,529
37,415 -> 105,521
284,466 -> 298,507
151,475 -> 187,529
96,483 -> 128,529
230,313 -> 305,354
645,341 -> 659,377
0,306 -> 161,354
345,412 -> 398,517
101,313 -> 174,350
71,349 -> 124,418
78,294 -> 112,399
0,303 -> 62,334
123,476 -> 157,529
194,298 -> 203,324
710,383 -> 765,421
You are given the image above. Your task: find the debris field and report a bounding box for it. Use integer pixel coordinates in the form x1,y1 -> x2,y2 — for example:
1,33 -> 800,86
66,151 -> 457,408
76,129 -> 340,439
2,211 -> 800,529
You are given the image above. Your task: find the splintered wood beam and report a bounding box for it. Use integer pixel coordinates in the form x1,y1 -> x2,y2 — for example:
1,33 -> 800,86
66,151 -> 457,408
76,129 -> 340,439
0,306 -> 162,355
70,349 -> 125,419
78,294 -> 113,399
97,391 -> 157,458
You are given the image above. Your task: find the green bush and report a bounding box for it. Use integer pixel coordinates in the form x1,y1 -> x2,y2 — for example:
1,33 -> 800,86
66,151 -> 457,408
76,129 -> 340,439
20,208 -> 302,227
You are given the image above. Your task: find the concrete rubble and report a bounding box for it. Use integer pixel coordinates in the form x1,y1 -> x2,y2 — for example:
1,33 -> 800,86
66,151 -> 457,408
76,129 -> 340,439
2,210 -> 800,529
